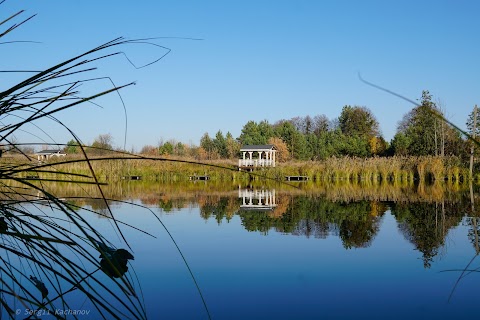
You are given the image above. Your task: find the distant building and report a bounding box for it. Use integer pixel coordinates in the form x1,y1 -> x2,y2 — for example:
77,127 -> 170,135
34,150 -> 66,161
239,145 -> 276,169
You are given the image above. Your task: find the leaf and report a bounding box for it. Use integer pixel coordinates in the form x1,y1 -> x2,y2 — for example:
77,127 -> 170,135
30,275 -> 48,300
114,248 -> 135,261
96,241 -> 116,259
100,248 -> 134,278
0,217 -> 7,233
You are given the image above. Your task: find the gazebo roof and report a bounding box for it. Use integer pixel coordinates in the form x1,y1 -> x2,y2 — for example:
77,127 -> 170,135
34,149 -> 64,155
240,144 -> 276,151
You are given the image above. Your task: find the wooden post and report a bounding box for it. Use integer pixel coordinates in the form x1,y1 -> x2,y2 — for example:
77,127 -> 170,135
470,105 -> 478,180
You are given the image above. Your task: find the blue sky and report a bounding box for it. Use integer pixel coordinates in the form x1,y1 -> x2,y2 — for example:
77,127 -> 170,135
3,1 -> 480,150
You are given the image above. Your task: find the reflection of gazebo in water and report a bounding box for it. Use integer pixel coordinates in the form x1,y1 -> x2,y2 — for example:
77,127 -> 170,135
239,188 -> 277,211
238,145 -> 276,170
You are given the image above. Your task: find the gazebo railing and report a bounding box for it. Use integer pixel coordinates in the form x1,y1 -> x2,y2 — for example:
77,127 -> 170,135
238,159 -> 274,167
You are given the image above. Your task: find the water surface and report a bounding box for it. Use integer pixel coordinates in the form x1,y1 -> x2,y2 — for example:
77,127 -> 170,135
74,182 -> 480,319
7,181 -> 480,319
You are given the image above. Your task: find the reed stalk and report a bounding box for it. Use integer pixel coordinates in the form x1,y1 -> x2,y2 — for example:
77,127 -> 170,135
0,7 -> 218,319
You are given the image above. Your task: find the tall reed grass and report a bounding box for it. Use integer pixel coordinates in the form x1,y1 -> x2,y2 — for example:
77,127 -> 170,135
15,154 -> 468,184
0,6 -> 216,319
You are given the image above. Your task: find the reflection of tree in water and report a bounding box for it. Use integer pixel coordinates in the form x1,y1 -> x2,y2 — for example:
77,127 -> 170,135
339,216 -> 382,249
291,220 -> 336,239
466,217 -> 480,254
239,196 -> 387,249
200,197 -> 230,224
158,197 -> 188,213
84,199 -> 113,218
152,187 -> 470,259
391,202 -> 464,268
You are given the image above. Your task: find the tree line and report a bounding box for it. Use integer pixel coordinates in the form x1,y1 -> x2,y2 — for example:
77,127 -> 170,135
189,90 -> 476,162
65,90 -> 478,163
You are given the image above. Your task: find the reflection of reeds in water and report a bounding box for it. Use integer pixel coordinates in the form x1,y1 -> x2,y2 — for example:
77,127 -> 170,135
301,180 -> 469,204
10,179 -> 471,209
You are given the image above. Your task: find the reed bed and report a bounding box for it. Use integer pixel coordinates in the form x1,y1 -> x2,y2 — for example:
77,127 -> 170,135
11,155 -> 469,184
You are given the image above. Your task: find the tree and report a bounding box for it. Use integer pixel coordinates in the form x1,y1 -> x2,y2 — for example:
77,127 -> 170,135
341,135 -> 370,157
338,105 -> 379,139
258,120 -> 274,142
174,142 -> 186,157
200,133 -> 217,159
159,141 -> 174,155
225,132 -> 240,159
213,130 -> 228,158
91,133 -> 113,154
290,115 -> 314,134
467,105 -> 479,177
314,129 -> 344,159
336,106 -> 380,157
65,139 -> 80,154
369,136 -> 388,156
399,91 -> 439,156
390,133 -> 411,156
398,91 -> 463,157
140,145 -> 157,155
467,105 -> 480,138
268,137 -> 290,162
195,146 -> 209,160
274,120 -> 309,160
238,120 -> 274,146
312,114 -> 330,136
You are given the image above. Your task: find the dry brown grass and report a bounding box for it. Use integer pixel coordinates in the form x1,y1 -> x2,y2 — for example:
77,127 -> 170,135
3,154 -> 469,184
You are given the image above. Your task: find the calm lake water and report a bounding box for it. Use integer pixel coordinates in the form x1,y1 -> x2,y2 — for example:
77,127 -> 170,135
8,182 -> 480,319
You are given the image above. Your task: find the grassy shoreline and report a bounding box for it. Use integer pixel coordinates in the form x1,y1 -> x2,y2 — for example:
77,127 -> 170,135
5,154 -> 473,184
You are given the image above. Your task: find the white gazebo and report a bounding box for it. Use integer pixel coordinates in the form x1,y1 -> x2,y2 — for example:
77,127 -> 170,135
34,150 -> 66,161
239,145 -> 276,168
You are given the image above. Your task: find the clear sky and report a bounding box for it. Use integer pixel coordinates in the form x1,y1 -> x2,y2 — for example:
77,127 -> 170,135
3,1 -> 480,151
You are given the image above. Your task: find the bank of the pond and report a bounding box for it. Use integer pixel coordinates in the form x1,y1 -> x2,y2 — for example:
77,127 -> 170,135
7,154 -> 473,183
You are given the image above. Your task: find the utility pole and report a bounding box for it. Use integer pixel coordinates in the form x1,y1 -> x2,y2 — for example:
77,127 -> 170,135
470,105 -> 478,180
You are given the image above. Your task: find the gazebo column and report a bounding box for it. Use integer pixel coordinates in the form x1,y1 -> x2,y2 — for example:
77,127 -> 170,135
238,147 -> 276,168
